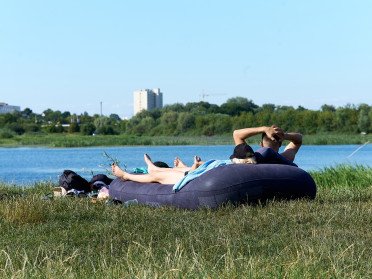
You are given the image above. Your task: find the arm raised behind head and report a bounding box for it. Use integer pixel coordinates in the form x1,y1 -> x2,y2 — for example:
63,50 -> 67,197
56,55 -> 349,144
280,132 -> 303,162
233,125 -> 284,145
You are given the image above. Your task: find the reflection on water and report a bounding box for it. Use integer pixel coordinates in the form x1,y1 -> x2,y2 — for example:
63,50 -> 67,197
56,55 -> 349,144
0,144 -> 371,185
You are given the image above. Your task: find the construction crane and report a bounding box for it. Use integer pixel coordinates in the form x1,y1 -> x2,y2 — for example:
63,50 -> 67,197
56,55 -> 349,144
200,91 -> 227,101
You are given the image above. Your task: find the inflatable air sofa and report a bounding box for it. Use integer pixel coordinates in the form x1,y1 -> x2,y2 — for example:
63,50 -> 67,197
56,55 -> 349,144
109,164 -> 316,209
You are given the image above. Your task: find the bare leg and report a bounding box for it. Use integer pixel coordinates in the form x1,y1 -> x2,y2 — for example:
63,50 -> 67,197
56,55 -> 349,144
112,163 -> 184,185
144,153 -> 164,173
112,164 -> 156,183
143,153 -> 205,172
145,154 -> 191,173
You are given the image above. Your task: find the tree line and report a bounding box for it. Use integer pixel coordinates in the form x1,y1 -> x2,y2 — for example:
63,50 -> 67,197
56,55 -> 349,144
0,97 -> 371,139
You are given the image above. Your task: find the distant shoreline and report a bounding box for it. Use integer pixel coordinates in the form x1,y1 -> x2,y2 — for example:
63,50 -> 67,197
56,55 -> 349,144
0,133 -> 370,148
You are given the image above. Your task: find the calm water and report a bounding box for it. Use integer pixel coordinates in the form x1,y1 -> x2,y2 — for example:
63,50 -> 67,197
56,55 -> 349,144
0,144 -> 371,185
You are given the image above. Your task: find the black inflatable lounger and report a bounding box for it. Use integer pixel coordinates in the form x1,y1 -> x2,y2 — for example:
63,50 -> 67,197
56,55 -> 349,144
109,164 -> 317,209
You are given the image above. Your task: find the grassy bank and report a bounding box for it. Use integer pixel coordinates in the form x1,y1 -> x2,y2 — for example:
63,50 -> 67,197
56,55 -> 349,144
0,166 -> 371,278
0,133 -> 371,147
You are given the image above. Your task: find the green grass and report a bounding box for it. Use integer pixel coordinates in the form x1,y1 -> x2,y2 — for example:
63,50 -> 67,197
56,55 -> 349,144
0,166 -> 371,278
0,133 -> 370,147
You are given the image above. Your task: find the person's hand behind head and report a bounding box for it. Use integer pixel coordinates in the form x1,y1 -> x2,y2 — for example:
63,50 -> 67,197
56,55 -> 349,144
266,125 -> 284,142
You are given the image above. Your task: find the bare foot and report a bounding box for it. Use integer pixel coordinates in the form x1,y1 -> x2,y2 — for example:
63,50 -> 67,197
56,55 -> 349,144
144,153 -> 158,172
111,164 -> 127,180
194,156 -> 203,166
174,157 -> 188,168
190,156 -> 203,170
194,156 -> 201,163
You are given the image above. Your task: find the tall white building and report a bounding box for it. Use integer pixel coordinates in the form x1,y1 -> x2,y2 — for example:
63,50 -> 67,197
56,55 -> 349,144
0,102 -> 21,114
133,88 -> 163,115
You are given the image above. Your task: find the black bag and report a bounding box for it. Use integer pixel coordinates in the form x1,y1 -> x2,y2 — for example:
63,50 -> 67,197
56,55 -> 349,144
89,174 -> 113,186
58,170 -> 91,192
89,174 -> 114,191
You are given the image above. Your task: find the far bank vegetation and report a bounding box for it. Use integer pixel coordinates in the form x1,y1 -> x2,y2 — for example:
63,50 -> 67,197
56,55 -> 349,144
1,97 -> 371,140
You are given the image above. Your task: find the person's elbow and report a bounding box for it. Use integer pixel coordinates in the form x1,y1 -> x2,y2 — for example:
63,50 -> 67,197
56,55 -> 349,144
232,129 -> 239,139
233,130 -> 244,144
291,133 -> 303,147
296,133 -> 303,145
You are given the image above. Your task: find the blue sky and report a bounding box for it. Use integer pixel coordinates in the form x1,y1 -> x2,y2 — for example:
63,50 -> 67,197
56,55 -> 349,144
1,0 -> 371,118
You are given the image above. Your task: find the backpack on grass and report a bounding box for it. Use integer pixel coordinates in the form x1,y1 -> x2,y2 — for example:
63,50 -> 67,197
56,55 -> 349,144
58,170 -> 91,192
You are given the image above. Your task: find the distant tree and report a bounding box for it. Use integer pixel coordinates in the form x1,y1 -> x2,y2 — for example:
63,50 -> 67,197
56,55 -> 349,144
298,110 -> 318,134
231,112 -> 255,131
177,112 -> 196,133
97,125 -> 117,135
94,116 -> 118,135
321,104 -> 336,112
29,97 -> 368,137
273,107 -> 296,131
94,116 -> 110,130
358,105 -> 370,133
196,113 -> 231,136
335,106 -> 358,133
125,115 -> 141,134
255,109 -> 273,127
260,103 -> 276,112
22,108 -> 33,118
23,123 -> 41,133
0,128 -> 14,139
296,106 -> 307,111
134,109 -> 161,121
109,114 -> 121,122
5,123 -> 25,135
163,103 -> 185,113
212,114 -> 232,134
45,123 -> 64,133
275,105 -> 295,112
220,97 -> 258,116
79,112 -> 93,124
118,119 -> 128,133
2,113 -> 19,124
43,109 -> 64,123
158,111 -> 178,135
195,115 -> 210,135
61,111 -> 71,123
148,108 -> 162,120
160,111 -> 178,126
132,117 -> 156,135
94,116 -> 108,134
184,102 -> 220,114
80,123 -> 96,135
206,103 -> 221,114
317,110 -> 336,132
68,122 -> 80,133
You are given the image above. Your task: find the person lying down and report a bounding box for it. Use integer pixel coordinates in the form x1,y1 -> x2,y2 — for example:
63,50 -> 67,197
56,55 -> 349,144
111,143 -> 256,191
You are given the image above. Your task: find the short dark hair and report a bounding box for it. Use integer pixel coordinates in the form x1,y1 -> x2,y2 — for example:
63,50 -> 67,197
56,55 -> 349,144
262,133 -> 280,142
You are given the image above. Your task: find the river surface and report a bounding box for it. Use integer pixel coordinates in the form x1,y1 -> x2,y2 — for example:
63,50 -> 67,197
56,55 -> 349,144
0,144 -> 371,185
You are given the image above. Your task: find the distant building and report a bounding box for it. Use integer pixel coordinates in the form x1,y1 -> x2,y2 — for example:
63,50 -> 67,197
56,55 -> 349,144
0,102 -> 21,114
133,88 -> 163,115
